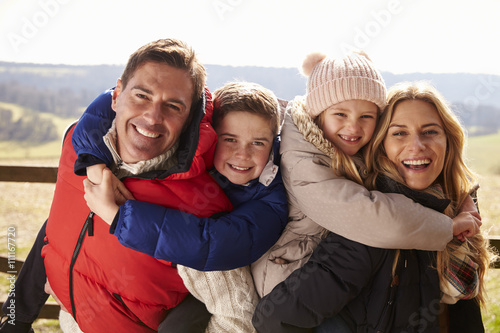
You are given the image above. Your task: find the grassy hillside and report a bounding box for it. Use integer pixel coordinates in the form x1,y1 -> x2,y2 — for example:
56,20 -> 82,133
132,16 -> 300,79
0,102 -> 77,161
461,132 -> 500,331
465,131 -> 500,236
0,102 -> 25,121
467,131 -> 500,175
0,101 -> 80,135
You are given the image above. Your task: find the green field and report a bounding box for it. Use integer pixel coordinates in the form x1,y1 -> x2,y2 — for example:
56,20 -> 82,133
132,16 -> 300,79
467,132 -> 500,175
0,102 -> 77,161
0,131 -> 499,332
467,132 -> 500,331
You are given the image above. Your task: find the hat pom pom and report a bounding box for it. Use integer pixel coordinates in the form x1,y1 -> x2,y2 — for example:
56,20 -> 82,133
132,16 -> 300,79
301,52 -> 327,77
352,49 -> 371,61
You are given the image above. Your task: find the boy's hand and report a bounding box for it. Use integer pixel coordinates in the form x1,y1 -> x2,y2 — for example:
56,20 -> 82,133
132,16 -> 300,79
83,168 -> 128,224
86,164 -> 134,205
86,164 -> 106,185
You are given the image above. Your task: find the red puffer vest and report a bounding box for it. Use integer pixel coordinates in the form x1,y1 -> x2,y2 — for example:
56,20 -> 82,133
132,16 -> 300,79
42,121 -> 232,332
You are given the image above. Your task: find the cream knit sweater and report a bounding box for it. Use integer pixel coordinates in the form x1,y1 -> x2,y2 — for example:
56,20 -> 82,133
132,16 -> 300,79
177,265 -> 259,333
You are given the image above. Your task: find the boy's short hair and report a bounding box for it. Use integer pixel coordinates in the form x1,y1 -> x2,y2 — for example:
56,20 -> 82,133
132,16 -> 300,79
121,38 -> 206,111
213,82 -> 280,136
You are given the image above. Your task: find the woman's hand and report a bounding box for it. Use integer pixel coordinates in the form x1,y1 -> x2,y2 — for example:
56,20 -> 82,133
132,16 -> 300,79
84,167 -> 133,224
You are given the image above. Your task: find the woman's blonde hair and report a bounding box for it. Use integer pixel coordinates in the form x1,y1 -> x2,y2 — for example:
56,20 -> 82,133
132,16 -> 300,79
365,81 -> 493,307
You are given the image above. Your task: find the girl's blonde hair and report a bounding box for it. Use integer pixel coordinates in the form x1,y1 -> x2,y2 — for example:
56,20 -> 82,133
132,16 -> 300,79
314,110 -> 376,185
365,81 -> 493,307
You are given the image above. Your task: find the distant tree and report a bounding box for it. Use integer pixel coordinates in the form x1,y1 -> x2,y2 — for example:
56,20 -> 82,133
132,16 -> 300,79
454,103 -> 500,135
0,108 -> 58,143
0,82 -> 84,118
0,108 -> 14,140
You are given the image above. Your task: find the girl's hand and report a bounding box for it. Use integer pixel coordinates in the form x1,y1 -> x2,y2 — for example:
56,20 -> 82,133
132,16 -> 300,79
459,195 -> 482,220
453,195 -> 482,241
452,211 -> 481,241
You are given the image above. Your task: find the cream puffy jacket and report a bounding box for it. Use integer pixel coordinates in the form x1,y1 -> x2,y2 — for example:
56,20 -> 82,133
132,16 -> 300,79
251,97 -> 454,297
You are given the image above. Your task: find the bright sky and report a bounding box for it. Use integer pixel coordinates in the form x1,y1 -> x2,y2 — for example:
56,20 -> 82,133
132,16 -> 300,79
0,0 -> 499,75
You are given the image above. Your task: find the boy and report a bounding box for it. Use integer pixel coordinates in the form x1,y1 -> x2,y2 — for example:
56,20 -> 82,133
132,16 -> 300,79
78,81 -> 288,332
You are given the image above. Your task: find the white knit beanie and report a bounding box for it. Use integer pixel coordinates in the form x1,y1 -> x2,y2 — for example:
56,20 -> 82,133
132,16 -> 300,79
302,51 -> 387,119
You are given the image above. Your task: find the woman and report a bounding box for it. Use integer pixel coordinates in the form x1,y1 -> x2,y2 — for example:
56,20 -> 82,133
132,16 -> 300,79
253,81 -> 493,333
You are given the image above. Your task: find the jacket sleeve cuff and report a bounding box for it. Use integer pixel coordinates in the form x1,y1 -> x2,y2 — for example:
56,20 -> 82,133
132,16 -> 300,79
109,210 -> 120,234
74,154 -> 106,176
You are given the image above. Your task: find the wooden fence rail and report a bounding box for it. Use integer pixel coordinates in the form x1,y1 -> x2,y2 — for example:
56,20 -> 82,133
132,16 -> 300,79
0,165 -> 60,319
0,165 -> 58,183
0,164 -> 499,321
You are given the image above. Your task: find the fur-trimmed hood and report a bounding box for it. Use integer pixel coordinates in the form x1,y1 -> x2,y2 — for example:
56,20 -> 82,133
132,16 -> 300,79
281,96 -> 368,179
280,96 -> 337,162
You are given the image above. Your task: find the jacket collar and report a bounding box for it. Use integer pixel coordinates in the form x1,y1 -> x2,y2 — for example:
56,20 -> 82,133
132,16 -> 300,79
376,175 -> 451,213
258,140 -> 280,187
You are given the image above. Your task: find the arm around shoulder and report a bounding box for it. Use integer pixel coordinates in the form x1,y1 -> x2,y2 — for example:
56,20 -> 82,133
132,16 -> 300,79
113,193 -> 287,270
285,154 -> 453,251
72,89 -> 116,174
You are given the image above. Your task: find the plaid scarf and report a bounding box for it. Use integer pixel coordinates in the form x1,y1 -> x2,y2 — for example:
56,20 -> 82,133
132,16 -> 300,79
440,238 -> 479,304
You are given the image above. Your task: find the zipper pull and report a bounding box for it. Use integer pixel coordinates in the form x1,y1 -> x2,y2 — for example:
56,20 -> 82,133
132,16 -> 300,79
87,212 -> 94,236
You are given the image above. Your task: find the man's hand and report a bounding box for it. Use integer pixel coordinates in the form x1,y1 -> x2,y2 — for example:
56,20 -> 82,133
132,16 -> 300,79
84,168 -> 130,224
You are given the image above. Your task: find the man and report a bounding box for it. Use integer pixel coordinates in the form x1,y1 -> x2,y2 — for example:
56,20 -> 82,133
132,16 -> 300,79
2,38 -> 233,333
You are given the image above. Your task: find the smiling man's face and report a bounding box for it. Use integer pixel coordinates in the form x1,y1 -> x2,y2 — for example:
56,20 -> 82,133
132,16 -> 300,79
111,61 -> 193,163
